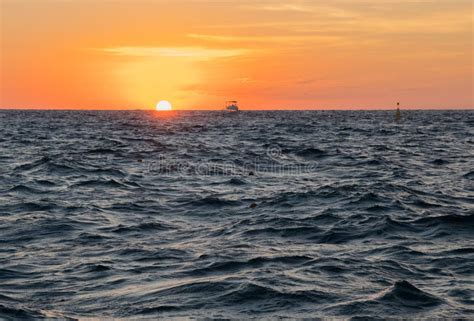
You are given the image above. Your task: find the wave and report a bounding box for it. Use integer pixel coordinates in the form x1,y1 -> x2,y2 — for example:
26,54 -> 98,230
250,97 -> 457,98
13,156 -> 52,171
71,178 -> 140,189
184,255 -> 313,276
0,304 -> 46,320
111,221 -> 176,234
295,147 -> 328,159
84,148 -> 118,155
463,170 -> 474,179
316,216 -> 418,244
14,156 -> 77,175
216,282 -> 333,306
431,158 -> 448,165
326,280 -> 444,315
375,280 -> 444,307
412,213 -> 474,226
184,196 -> 242,207
0,201 -> 60,213
242,226 -> 322,239
116,247 -> 188,262
2,185 -> 47,194
227,178 -> 248,185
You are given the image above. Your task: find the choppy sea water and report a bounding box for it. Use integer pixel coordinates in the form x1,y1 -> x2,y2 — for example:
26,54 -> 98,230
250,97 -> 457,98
0,110 -> 473,320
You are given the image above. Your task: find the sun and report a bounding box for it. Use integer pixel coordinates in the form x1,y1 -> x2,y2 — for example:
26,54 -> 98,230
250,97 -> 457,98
156,100 -> 172,111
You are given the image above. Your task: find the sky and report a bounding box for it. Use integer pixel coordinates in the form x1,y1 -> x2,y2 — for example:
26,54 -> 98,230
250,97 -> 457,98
1,0 -> 473,110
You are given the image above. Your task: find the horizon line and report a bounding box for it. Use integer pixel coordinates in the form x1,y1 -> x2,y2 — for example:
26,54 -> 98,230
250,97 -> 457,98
0,107 -> 473,111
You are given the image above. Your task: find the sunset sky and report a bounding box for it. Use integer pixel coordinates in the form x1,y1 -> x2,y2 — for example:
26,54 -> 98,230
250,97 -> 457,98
1,0 -> 473,110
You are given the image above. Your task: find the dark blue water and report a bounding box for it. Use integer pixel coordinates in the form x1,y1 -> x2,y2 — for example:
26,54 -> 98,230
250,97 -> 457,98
0,110 -> 473,319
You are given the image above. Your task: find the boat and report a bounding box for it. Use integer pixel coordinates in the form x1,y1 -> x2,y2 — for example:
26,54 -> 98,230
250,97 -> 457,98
225,101 -> 239,112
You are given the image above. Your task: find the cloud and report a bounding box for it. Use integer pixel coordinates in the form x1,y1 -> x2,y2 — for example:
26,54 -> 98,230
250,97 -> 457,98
98,47 -> 249,59
254,4 -> 312,13
242,2 -> 359,18
187,33 -> 343,44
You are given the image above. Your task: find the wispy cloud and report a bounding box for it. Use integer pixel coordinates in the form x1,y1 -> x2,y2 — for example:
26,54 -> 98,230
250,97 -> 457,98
242,2 -> 359,18
99,47 -> 249,58
255,4 -> 311,13
188,33 -> 342,44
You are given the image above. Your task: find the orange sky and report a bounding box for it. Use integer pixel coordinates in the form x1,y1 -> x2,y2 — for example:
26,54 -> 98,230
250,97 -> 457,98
1,0 -> 473,110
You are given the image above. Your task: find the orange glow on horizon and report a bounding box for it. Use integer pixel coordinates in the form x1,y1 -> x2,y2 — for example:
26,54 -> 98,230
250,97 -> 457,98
1,0 -> 472,110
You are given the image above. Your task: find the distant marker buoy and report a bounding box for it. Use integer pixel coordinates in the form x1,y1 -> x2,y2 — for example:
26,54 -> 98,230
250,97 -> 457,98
395,102 -> 401,122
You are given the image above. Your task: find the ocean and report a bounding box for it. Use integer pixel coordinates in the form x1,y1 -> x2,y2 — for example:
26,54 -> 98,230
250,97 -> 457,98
0,110 -> 473,319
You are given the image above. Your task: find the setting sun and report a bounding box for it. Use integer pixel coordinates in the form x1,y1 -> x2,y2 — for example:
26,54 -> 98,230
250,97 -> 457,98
156,100 -> 172,111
